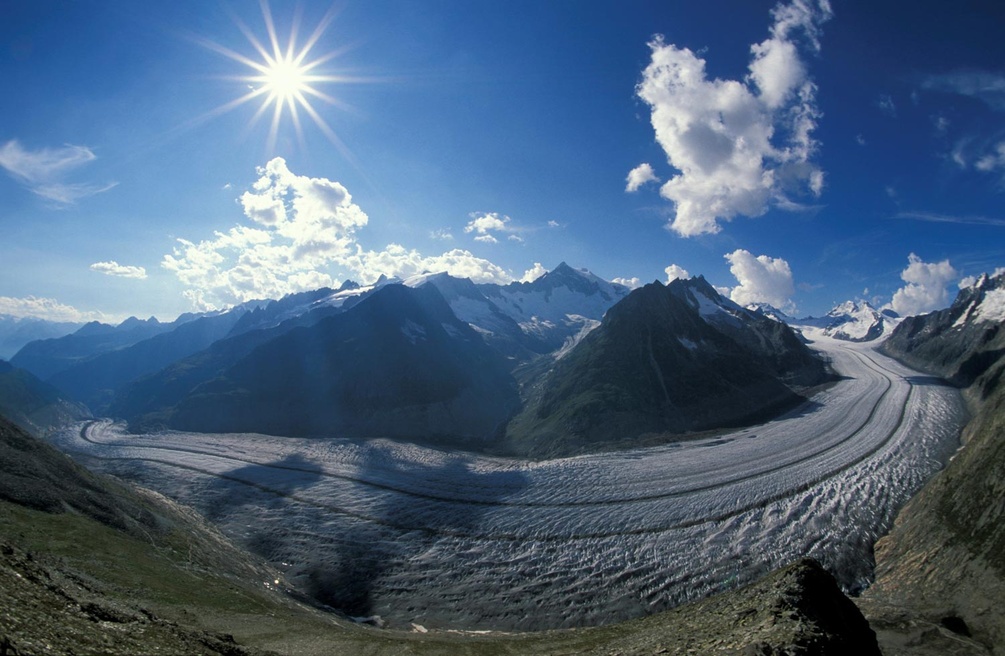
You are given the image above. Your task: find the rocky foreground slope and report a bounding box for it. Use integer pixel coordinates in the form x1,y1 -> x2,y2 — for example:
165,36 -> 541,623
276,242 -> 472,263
858,271 -> 1005,655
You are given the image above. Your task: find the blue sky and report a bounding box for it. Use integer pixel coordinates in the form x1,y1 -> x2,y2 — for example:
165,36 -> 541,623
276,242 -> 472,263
1,0 -> 1004,323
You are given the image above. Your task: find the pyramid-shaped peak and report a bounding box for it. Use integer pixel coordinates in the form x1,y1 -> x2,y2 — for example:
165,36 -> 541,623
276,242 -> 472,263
548,262 -> 588,278
667,274 -> 722,299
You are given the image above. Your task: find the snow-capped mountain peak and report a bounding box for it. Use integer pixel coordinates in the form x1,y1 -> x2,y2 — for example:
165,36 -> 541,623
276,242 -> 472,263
791,299 -> 900,343
480,263 -> 630,333
398,264 -> 631,359
951,270 -> 1005,327
745,303 -> 792,323
666,276 -> 752,326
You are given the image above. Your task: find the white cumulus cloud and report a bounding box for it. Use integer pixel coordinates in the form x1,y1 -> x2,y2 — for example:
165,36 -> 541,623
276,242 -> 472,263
613,276 -> 643,289
888,253 -> 958,317
625,163 -> 660,192
664,264 -> 691,282
725,249 -> 796,310
635,0 -> 831,237
0,140 -> 116,205
521,262 -> 548,283
163,157 -> 369,310
343,245 -> 514,285
90,261 -> 147,279
464,211 -> 526,243
164,159 -> 520,310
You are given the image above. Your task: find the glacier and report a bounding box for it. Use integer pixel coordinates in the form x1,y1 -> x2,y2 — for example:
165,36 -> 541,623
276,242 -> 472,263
53,332 -> 965,631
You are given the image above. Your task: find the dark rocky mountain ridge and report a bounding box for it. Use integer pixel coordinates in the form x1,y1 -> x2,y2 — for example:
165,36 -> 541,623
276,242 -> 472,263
157,283 -> 522,444
859,271 -> 1005,654
505,278 -> 832,457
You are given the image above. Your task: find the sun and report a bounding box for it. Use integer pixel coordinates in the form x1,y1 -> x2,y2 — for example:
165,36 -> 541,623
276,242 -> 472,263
259,56 -> 309,104
193,1 -> 361,155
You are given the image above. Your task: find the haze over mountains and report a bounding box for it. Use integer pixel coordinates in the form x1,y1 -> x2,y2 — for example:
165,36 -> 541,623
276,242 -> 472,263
0,316 -> 83,361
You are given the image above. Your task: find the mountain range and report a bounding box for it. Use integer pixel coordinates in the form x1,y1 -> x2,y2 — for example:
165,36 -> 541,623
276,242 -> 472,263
4,263 -> 909,456
99,266 -> 828,454
790,301 -> 901,342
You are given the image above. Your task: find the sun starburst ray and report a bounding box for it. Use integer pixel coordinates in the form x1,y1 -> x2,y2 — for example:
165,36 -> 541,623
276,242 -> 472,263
299,86 -> 357,114
259,0 -> 283,61
189,1 -> 378,156
296,5 -> 342,63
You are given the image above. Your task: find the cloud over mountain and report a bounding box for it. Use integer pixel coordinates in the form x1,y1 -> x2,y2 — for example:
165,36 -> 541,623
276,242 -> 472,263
635,0 -> 831,237
664,264 -> 690,282
889,253 -> 959,317
725,249 -> 796,310
0,295 -> 105,323
163,159 -> 515,310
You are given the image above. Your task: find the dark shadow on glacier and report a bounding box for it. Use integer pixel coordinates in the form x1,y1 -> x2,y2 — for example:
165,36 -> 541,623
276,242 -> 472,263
775,398 -> 825,422
904,375 -> 954,387
301,445 -> 529,619
202,452 -> 324,523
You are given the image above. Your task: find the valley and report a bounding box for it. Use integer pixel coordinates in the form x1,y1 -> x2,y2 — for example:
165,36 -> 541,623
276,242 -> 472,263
51,332 -> 966,632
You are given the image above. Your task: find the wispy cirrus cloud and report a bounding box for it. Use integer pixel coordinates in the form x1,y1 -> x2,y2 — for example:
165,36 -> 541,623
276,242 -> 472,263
0,140 -> 116,205
921,70 -> 1005,111
635,0 -> 832,237
90,261 -> 148,279
919,71 -> 1005,182
893,211 -> 1005,227
877,94 -> 897,117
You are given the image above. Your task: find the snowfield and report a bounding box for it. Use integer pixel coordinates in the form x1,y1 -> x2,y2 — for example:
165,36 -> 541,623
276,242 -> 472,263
52,333 -> 966,631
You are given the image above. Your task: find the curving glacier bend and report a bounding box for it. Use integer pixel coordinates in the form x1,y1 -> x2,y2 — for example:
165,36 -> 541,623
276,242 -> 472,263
53,332 -> 966,631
